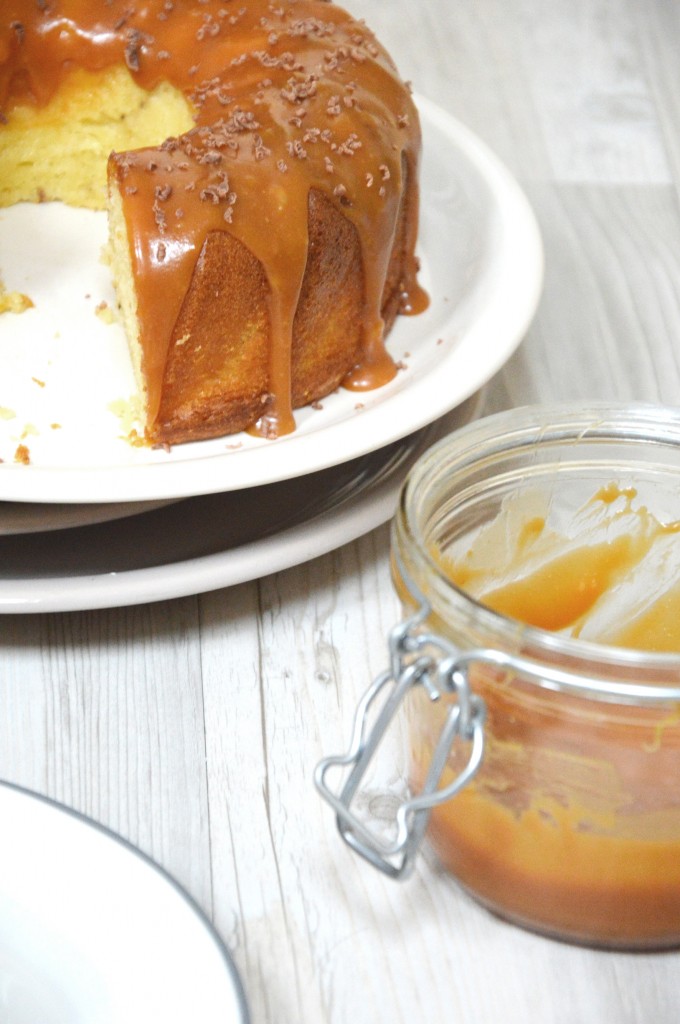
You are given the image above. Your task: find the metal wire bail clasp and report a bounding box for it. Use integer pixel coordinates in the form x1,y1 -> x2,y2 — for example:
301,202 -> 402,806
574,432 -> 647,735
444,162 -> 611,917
314,592 -> 487,879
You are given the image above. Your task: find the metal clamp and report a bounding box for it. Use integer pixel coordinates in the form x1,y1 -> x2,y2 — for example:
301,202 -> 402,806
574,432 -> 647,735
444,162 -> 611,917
315,540 -> 680,879
314,603 -> 486,879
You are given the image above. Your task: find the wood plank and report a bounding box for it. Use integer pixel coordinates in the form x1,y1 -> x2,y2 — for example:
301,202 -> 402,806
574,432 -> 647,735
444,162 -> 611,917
487,181 -> 680,411
0,600 -> 212,907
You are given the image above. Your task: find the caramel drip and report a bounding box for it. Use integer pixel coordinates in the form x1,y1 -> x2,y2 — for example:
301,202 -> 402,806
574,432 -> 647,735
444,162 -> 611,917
1,0 -> 427,437
253,183 -> 309,438
399,151 -> 429,317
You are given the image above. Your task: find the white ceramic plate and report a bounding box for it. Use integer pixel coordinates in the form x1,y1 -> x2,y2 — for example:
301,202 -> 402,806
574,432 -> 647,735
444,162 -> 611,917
0,396 -> 482,613
0,97 -> 542,505
0,781 -> 249,1024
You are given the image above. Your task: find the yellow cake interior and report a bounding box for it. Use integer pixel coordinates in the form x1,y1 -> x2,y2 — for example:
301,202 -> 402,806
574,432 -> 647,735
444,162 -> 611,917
106,167 -> 147,409
0,66 -> 195,408
0,65 -> 194,210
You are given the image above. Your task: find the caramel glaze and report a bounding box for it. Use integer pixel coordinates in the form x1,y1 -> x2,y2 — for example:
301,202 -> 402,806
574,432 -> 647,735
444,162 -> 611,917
1,1 -> 428,439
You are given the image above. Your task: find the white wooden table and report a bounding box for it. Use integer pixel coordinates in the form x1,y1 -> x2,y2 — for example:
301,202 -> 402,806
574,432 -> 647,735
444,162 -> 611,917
4,0 -> 680,1019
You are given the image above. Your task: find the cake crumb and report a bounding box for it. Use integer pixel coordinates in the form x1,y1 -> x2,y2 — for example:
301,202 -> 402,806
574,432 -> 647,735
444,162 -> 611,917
126,429 -> 147,448
13,444 -> 30,465
0,407 -> 16,420
0,287 -> 34,315
32,377 -> 46,388
95,300 -> 117,325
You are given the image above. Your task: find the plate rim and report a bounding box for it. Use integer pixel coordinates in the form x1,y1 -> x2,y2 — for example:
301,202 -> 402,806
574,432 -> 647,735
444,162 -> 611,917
0,96 -> 543,504
0,777 -> 251,1023
0,395 -> 484,613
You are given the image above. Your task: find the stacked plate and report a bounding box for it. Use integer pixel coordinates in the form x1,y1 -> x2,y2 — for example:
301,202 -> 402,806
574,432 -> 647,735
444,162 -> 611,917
0,98 -> 543,613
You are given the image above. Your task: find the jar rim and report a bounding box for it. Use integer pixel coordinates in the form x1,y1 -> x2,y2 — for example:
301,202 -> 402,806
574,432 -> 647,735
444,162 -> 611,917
396,401 -> 680,695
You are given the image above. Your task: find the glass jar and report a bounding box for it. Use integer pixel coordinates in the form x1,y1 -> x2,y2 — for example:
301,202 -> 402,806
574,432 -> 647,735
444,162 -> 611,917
316,403 -> 680,950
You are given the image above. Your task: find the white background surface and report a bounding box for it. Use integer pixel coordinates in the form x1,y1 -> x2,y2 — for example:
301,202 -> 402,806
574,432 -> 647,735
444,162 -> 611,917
3,0 -> 680,1021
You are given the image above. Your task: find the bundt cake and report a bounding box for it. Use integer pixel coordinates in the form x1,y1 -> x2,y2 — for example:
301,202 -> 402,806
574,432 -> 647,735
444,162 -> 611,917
0,1 -> 427,445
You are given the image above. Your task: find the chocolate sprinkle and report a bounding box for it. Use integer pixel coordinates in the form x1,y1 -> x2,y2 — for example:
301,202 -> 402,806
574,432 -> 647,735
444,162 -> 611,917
124,29 -> 143,72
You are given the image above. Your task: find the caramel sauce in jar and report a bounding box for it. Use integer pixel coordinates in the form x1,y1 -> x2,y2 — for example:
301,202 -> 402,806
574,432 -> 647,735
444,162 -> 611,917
442,483 -> 680,651
393,404 -> 680,948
